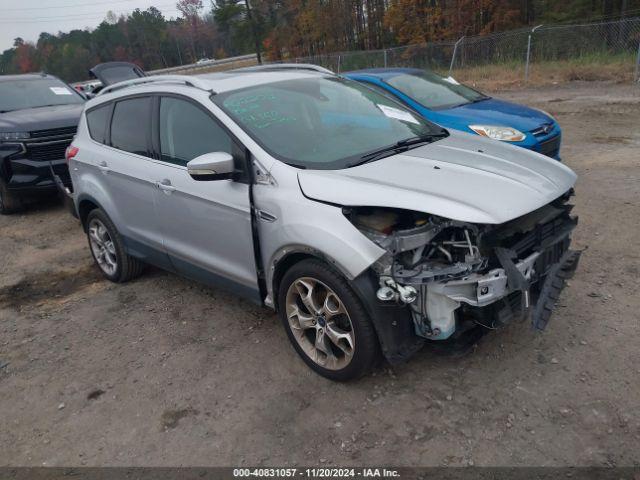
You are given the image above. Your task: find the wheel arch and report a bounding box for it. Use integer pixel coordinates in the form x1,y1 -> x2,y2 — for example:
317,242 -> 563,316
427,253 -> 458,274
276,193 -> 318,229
271,247 -> 425,366
269,246 -> 355,312
78,198 -> 102,230
77,195 -> 102,230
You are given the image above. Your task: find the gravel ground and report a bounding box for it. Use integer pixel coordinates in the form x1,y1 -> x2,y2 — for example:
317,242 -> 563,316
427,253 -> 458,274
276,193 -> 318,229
1,81 -> 639,467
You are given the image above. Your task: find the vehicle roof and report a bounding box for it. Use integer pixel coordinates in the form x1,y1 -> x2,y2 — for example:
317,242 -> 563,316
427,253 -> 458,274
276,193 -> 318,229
91,69 -> 333,102
195,69 -> 332,93
0,73 -> 58,82
85,69 -> 337,109
343,68 -> 425,79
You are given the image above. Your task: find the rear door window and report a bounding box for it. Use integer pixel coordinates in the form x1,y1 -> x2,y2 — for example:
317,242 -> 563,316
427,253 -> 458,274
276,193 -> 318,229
110,97 -> 151,157
86,104 -> 111,144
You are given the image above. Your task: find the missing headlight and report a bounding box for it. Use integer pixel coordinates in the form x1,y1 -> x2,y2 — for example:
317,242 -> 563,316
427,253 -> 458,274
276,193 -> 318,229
344,207 -> 487,285
344,207 -> 490,339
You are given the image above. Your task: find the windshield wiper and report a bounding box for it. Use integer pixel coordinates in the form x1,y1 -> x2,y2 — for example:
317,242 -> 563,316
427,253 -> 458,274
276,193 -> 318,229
446,96 -> 490,110
28,104 -> 65,109
349,132 -> 448,167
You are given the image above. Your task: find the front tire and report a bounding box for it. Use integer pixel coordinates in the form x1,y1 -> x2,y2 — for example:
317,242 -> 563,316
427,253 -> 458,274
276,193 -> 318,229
278,259 -> 379,381
86,208 -> 144,283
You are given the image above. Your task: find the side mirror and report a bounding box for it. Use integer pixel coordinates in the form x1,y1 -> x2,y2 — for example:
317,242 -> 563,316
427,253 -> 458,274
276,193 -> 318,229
187,152 -> 235,181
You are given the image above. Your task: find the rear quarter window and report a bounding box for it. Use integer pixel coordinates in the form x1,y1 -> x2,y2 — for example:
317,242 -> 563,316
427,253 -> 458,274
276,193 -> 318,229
86,104 -> 111,144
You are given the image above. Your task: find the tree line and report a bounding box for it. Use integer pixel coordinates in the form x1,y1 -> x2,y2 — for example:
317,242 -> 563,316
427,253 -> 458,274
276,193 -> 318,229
1,0 -> 638,82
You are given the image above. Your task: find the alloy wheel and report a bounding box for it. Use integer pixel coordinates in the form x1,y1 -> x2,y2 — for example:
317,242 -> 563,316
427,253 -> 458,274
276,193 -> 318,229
88,218 -> 118,276
285,277 -> 355,370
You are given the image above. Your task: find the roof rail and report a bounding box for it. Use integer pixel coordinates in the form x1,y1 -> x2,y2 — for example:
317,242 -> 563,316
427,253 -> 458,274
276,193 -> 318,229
98,75 -> 213,96
231,63 -> 335,75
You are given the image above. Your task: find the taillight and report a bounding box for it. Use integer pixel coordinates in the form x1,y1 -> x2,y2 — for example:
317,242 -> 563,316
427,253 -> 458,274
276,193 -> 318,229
65,145 -> 79,164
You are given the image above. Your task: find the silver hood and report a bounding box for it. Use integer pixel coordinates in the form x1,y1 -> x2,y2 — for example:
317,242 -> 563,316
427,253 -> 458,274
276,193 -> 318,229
297,131 -> 577,224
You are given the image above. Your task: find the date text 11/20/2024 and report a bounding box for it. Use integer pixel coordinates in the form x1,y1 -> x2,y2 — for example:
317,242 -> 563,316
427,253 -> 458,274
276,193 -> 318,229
233,468 -> 401,478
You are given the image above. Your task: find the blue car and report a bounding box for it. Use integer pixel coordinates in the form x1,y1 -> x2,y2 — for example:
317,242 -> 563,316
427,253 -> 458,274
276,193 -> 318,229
343,68 -> 562,160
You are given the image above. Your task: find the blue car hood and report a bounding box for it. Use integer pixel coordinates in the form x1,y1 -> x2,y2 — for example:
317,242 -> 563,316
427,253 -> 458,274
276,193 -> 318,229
437,98 -> 552,133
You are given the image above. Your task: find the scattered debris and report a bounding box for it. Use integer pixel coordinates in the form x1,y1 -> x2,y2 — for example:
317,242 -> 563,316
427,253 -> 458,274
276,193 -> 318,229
160,408 -> 199,430
87,389 -> 106,401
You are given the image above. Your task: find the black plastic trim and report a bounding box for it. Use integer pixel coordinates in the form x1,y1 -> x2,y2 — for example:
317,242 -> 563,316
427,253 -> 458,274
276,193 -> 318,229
350,268 -> 424,364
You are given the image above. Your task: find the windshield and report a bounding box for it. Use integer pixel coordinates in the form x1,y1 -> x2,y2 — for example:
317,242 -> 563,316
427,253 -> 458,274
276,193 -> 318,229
385,71 -> 488,110
0,77 -> 84,112
214,77 -> 445,169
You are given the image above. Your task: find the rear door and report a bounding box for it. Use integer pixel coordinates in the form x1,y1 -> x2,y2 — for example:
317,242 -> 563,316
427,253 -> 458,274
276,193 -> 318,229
92,95 -> 171,269
151,95 -> 260,302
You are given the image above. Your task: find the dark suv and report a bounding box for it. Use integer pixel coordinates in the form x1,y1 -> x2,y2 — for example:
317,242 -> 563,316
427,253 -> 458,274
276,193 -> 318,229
0,73 -> 84,214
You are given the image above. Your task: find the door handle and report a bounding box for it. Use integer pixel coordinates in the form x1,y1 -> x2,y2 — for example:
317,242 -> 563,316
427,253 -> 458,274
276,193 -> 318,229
156,179 -> 176,193
97,161 -> 110,173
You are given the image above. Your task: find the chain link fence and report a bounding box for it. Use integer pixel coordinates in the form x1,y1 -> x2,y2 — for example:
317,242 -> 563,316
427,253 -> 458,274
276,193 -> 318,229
527,18 -> 640,78
290,17 -> 640,83
292,43 -> 456,74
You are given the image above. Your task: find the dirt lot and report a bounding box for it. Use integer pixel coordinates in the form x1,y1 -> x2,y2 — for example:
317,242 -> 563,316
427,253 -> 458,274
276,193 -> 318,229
1,81 -> 639,467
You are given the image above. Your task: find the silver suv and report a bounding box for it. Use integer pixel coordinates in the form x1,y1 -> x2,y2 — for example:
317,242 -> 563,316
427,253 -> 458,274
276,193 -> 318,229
67,69 -> 580,380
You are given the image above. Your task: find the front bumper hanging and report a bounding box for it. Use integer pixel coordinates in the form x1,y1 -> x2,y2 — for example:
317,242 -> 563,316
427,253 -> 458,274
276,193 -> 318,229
531,248 -> 581,330
406,213 -> 581,339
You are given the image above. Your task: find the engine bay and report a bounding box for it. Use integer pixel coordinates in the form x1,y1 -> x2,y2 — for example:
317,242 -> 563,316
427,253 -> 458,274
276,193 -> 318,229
343,191 -> 580,340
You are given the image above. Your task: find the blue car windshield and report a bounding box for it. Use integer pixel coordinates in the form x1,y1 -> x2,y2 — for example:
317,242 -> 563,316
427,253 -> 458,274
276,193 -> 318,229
385,71 -> 488,110
214,77 -> 445,170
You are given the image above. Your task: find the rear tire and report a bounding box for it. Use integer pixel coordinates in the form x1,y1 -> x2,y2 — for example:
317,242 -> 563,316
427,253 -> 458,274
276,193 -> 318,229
0,179 -> 24,215
86,208 -> 144,283
278,259 -> 379,381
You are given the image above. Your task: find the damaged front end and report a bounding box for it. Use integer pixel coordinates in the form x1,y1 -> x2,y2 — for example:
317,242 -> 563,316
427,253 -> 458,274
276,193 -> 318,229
344,191 -> 581,341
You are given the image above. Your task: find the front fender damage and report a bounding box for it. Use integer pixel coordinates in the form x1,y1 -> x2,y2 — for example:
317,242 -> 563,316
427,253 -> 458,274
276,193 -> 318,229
343,191 -> 581,353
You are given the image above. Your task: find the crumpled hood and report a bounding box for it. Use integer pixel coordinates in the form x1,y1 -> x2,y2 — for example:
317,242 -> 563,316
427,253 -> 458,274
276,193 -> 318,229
297,131 -> 577,224
0,104 -> 83,132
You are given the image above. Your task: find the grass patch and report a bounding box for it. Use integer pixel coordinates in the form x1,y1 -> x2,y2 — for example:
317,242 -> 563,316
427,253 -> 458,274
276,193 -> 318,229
451,53 -> 637,91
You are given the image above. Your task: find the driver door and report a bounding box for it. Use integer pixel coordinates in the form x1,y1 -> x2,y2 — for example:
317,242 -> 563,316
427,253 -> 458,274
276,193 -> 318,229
152,95 -> 260,303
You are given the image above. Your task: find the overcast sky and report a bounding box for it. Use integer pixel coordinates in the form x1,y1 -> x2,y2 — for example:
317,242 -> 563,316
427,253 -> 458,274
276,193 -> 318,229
0,0 -> 183,51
